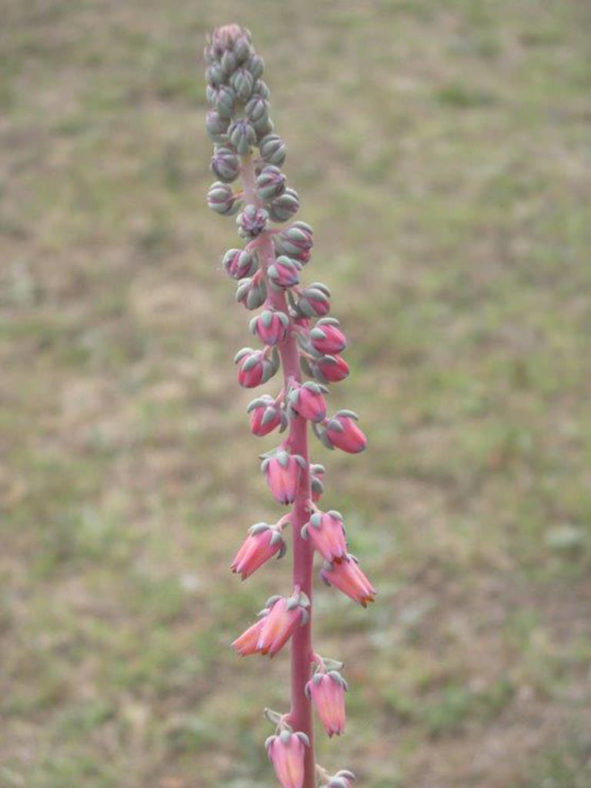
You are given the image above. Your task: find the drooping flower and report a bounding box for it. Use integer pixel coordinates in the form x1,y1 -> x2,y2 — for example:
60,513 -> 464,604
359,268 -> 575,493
321,555 -> 376,607
315,354 -> 349,382
231,523 -> 286,580
306,670 -> 347,737
324,410 -> 367,454
261,449 -> 306,504
247,395 -> 284,437
231,616 -> 266,656
256,593 -> 309,657
288,381 -> 327,423
302,510 -> 347,563
266,729 -> 309,788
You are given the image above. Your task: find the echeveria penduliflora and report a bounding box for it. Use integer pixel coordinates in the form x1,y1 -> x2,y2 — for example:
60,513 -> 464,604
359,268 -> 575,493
204,25 -> 374,788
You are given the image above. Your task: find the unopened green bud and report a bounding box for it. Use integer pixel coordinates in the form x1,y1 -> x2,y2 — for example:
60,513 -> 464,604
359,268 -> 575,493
215,85 -> 236,119
230,68 -> 254,101
246,54 -> 264,80
268,187 -> 299,222
245,96 -> 268,124
206,63 -> 223,87
229,119 -> 257,155
259,133 -> 286,166
237,205 -> 269,240
207,181 -> 240,216
206,110 -> 229,143
256,165 -> 286,202
221,49 -> 238,78
253,80 -> 270,100
211,146 -> 240,183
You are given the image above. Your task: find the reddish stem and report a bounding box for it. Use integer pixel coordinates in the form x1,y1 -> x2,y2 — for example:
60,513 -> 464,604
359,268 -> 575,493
241,157 -> 316,787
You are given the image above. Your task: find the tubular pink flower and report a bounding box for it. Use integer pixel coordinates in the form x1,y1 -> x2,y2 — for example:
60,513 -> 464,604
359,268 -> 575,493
261,449 -> 306,505
325,412 -> 367,454
310,318 -> 347,354
266,730 -> 309,788
289,382 -> 327,423
232,616 -> 266,656
231,523 -> 286,580
316,354 -> 350,382
306,671 -> 347,737
302,511 -> 347,564
321,555 -> 376,607
257,595 -> 308,657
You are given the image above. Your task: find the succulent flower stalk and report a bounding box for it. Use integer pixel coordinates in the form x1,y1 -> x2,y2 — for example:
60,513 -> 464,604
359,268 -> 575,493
205,25 -> 374,787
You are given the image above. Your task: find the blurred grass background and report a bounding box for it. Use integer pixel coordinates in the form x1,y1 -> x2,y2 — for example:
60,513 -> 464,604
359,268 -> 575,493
1,1 -> 590,786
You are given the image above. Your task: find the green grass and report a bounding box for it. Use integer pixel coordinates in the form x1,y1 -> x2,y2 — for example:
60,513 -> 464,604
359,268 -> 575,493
1,0 -> 590,786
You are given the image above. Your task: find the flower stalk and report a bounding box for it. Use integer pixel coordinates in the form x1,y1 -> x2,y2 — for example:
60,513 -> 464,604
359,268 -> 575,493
204,25 -> 374,787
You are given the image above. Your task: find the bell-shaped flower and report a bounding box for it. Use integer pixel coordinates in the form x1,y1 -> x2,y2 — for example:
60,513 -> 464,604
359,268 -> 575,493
265,729 -> 309,788
230,523 -> 286,580
302,510 -> 346,563
321,555 -> 376,607
250,308 -> 289,346
325,410 -> 367,454
231,616 -> 266,656
315,354 -> 349,383
247,395 -> 284,437
257,592 -> 310,657
261,448 -> 306,504
305,670 -> 347,737
288,381 -> 327,423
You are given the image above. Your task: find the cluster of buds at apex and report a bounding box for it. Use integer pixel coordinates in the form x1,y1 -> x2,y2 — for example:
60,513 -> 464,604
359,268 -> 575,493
306,669 -> 348,737
319,410 -> 367,454
259,133 -> 287,166
223,247 -> 258,280
310,317 -> 347,354
268,256 -> 302,289
235,346 -> 279,388
256,164 -> 287,202
210,145 -> 240,183
266,729 -> 309,788
261,448 -> 307,504
248,394 -> 286,436
250,308 -> 290,346
268,187 -> 300,223
232,590 -> 310,657
321,770 -> 356,788
288,381 -> 328,423
274,221 -> 314,263
207,181 -> 241,216
231,522 -> 286,580
321,554 -> 376,607
236,275 -> 267,310
310,463 -> 326,502
302,510 -> 347,563
237,204 -> 268,240
296,283 -> 331,318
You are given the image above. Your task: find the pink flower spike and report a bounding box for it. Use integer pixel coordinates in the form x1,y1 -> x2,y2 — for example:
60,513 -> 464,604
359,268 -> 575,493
316,354 -> 349,382
289,381 -> 327,423
231,523 -> 286,580
261,449 -> 306,505
266,729 -> 309,788
248,395 -> 284,437
302,510 -> 347,563
310,318 -> 347,354
325,410 -> 367,454
306,671 -> 347,737
257,594 -> 309,657
320,554 -> 376,607
231,616 -> 266,656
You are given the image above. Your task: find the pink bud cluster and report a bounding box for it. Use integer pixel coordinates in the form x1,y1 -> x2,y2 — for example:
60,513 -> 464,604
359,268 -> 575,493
205,24 -> 374,788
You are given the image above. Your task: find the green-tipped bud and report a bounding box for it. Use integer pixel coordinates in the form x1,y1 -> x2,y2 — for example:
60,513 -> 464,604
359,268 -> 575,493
245,96 -> 269,124
259,133 -> 286,166
206,63 -> 223,87
268,187 -> 300,222
221,48 -> 238,78
230,68 -> 254,101
229,119 -> 257,155
215,85 -> 236,119
236,276 -> 268,310
256,165 -> 287,202
211,146 -> 240,183
207,181 -> 240,216
237,205 -> 269,240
